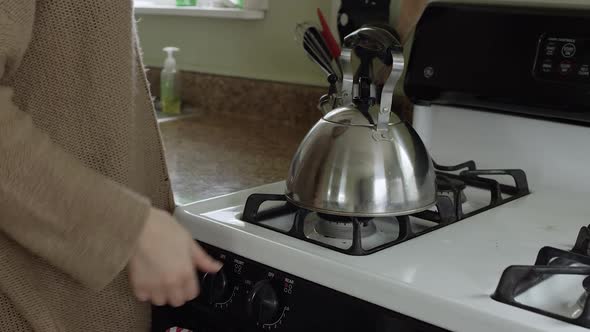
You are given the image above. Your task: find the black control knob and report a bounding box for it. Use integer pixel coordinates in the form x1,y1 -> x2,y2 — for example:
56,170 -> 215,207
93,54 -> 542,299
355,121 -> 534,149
201,269 -> 229,305
246,280 -> 280,325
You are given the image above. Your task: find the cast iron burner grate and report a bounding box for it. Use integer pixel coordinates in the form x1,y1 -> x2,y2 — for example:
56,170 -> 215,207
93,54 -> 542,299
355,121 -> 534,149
241,160 -> 530,256
493,226 -> 590,329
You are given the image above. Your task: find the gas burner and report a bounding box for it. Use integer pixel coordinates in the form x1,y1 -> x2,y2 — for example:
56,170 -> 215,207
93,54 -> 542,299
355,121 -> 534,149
241,199 -> 411,255
493,246 -> 590,329
312,214 -> 378,239
493,226 -> 590,328
241,160 -> 530,256
315,213 -> 372,224
302,213 -> 407,251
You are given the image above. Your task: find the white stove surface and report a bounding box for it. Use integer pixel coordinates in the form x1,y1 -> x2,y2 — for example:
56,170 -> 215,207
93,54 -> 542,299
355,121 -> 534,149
176,180 -> 590,332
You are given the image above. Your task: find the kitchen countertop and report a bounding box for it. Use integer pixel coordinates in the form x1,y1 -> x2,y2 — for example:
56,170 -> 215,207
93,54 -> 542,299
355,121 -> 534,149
159,111 -> 312,205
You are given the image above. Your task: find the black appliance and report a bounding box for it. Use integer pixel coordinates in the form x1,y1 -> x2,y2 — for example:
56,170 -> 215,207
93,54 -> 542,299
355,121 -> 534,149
404,2 -> 590,125
151,242 -> 448,332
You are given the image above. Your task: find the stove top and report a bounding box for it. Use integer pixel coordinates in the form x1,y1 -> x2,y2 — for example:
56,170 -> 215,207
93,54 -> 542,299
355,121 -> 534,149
241,160 -> 529,255
176,180 -> 590,332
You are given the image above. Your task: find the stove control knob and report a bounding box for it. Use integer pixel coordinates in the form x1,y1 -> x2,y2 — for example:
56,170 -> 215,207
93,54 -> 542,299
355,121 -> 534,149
201,269 -> 229,305
246,280 -> 280,325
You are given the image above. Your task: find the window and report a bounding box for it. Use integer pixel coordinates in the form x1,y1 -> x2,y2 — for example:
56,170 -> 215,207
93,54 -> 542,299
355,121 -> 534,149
134,0 -> 267,20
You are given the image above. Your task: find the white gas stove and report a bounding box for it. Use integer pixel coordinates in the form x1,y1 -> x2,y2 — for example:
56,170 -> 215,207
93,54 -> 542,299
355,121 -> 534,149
169,108 -> 590,331
153,2 -> 590,332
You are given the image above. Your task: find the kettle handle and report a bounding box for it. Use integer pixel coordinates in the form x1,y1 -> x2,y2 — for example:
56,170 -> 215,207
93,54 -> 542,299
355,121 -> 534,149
340,27 -> 405,130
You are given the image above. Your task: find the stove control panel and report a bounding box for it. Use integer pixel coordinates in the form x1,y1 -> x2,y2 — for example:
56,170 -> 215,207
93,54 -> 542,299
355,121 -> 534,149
152,242 -> 448,332
201,245 -> 296,330
534,35 -> 590,83
405,3 -> 590,124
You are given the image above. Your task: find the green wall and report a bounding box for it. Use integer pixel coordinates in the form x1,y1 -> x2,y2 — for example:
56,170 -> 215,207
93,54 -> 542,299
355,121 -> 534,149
137,1 -> 400,87
137,1 -> 333,87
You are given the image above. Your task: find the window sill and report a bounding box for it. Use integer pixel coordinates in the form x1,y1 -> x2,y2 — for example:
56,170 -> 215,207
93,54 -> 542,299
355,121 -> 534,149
134,2 -> 265,20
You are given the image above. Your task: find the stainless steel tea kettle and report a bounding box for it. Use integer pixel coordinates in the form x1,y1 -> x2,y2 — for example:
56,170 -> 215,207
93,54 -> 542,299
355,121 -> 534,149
286,26 -> 437,217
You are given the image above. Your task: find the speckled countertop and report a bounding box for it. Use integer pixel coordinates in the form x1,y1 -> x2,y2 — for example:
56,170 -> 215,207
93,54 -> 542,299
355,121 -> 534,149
159,111 -> 312,206
151,70 -> 413,206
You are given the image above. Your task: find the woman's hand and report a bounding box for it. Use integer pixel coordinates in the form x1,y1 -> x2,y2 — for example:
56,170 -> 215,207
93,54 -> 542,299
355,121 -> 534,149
128,208 -> 222,307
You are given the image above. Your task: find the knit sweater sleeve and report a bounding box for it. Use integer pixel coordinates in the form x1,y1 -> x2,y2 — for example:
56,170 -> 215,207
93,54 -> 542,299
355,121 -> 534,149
0,1 -> 151,291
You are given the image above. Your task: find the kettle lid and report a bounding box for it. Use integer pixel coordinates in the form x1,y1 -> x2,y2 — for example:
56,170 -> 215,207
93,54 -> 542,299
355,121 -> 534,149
323,105 -> 402,127
325,26 -> 405,130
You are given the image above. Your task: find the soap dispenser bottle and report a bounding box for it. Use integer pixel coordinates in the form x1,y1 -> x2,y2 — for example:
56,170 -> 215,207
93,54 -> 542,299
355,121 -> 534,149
160,47 -> 182,115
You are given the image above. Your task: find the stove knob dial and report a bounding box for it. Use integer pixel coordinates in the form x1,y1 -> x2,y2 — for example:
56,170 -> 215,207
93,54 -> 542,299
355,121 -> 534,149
201,269 -> 229,305
246,280 -> 280,325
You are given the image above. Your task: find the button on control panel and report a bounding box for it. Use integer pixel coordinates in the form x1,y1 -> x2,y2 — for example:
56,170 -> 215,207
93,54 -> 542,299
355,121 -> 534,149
534,35 -> 590,83
561,43 -> 577,58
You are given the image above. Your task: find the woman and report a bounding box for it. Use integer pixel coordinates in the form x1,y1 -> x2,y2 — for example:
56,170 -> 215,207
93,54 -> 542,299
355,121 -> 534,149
0,1 -> 221,330
0,0 -> 429,330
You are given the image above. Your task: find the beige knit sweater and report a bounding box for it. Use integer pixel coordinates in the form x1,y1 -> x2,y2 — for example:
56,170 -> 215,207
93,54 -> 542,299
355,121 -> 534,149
0,0 -> 173,330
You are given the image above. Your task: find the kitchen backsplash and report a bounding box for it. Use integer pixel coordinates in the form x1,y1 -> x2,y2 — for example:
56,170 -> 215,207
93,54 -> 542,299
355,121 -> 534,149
145,68 -> 413,126
146,68 -> 324,128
